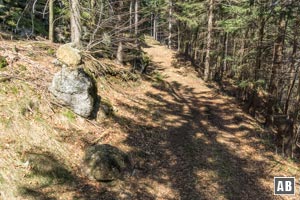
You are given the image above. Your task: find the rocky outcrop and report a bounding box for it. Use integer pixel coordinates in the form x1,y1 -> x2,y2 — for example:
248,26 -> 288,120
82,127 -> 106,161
82,144 -> 131,182
49,68 -> 96,118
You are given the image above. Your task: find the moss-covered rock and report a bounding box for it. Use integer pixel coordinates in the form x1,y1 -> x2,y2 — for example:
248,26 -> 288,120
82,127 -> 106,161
83,144 -> 131,182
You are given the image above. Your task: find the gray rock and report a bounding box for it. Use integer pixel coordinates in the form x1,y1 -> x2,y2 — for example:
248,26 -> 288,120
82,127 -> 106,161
49,68 -> 96,118
56,43 -> 81,66
83,144 -> 131,182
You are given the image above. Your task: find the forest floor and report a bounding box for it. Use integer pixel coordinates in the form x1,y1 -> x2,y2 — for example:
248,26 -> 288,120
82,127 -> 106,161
0,37 -> 300,200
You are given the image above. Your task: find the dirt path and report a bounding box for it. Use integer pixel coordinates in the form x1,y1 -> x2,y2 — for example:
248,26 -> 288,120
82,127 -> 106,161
113,38 -> 300,200
1,39 -> 300,200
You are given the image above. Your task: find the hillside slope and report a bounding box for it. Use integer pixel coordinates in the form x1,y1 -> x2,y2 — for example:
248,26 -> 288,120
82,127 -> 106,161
0,38 -> 299,200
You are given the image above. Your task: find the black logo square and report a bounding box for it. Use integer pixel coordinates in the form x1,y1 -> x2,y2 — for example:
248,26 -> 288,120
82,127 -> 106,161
274,177 -> 295,195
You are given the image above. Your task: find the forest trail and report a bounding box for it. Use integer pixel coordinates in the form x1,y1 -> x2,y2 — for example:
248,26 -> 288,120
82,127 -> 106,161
125,38 -> 300,200
1,39 -> 300,200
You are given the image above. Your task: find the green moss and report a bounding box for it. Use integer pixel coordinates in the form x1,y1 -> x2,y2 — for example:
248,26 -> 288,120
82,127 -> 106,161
153,72 -> 167,82
47,48 -> 55,56
81,11 -> 91,19
11,86 -> 18,95
0,56 -> 8,68
62,110 -> 76,121
0,173 -> 5,184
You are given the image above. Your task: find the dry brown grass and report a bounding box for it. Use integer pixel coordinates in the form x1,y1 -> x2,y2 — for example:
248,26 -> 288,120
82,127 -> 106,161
0,37 -> 300,200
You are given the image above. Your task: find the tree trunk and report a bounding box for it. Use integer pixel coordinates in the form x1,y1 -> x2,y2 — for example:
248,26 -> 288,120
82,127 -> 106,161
204,0 -> 214,81
49,0 -> 54,42
129,0 -> 133,33
150,13 -> 153,36
177,24 -> 180,52
269,12 -> 286,96
266,11 -> 287,126
116,1 -> 124,64
220,32 -> 228,80
70,0 -> 82,47
168,0 -> 172,49
134,0 -> 138,35
284,15 -> 299,115
153,14 -> 157,40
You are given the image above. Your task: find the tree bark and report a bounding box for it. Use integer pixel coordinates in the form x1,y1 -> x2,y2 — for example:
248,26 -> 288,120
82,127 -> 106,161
130,0 -> 133,32
168,0 -> 172,49
135,0 -> 138,35
116,1 -> 124,64
70,0 -> 82,47
254,17 -> 265,81
269,12 -> 286,96
284,17 -> 299,114
177,24 -> 180,52
49,0 -> 54,42
220,32 -> 228,80
266,11 -> 287,126
153,14 -> 157,40
204,0 -> 214,81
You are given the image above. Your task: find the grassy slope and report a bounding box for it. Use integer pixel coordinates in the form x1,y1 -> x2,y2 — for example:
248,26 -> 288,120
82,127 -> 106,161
0,38 -> 300,200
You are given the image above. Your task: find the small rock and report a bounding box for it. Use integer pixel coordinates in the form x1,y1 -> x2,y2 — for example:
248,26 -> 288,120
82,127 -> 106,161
49,68 -> 96,118
56,43 -> 82,66
83,144 -> 131,182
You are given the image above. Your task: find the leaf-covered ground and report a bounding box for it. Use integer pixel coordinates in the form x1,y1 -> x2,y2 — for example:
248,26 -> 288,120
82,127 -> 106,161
0,37 -> 300,199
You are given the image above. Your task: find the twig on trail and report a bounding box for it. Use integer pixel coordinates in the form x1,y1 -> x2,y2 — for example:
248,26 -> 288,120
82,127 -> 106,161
91,128 -> 111,145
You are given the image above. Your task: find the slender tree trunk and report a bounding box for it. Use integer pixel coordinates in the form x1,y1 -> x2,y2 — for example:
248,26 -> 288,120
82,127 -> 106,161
116,1 -> 124,64
129,0 -> 133,33
269,12 -> 286,96
266,11 -> 287,126
154,15 -> 158,40
220,32 -> 228,80
70,0 -> 82,47
284,20 -> 299,114
134,0 -> 138,35
168,0 -> 172,49
254,19 -> 265,81
239,29 -> 248,67
49,0 -> 54,42
177,24 -> 180,52
204,0 -> 214,81
150,13 -> 153,36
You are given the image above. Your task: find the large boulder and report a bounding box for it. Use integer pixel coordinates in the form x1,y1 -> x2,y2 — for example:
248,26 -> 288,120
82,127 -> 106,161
83,144 -> 131,182
49,68 -> 96,118
56,43 -> 82,66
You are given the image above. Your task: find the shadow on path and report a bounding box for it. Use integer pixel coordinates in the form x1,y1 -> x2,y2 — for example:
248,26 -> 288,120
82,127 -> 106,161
112,77 -> 277,199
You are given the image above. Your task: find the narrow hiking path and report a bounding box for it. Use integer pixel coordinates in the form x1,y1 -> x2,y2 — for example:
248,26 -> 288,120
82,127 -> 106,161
2,39 -> 300,200
116,38 -> 300,200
